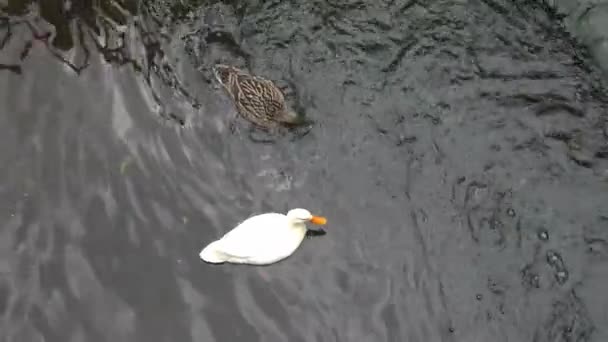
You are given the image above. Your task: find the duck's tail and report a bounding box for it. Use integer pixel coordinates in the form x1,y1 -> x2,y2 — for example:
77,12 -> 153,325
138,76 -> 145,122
212,64 -> 240,86
199,240 -> 228,264
212,64 -> 227,85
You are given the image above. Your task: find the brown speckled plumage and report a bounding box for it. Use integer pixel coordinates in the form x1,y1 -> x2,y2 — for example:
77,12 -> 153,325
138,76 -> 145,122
213,64 -> 300,128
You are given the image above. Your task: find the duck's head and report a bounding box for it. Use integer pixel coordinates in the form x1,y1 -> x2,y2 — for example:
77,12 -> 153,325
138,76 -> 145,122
278,108 -> 312,127
287,208 -> 327,226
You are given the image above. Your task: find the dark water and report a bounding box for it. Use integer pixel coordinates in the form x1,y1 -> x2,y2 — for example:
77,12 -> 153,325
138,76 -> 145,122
2,1 -> 608,341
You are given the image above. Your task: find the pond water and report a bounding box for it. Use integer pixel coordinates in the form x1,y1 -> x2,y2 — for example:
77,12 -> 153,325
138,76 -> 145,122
1,1 -> 608,341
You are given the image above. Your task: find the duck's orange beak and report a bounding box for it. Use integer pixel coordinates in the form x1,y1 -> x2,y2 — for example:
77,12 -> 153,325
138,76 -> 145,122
310,216 -> 327,225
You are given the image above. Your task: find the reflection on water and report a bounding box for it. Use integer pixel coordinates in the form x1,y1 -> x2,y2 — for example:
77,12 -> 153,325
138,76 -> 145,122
1,0 -> 608,341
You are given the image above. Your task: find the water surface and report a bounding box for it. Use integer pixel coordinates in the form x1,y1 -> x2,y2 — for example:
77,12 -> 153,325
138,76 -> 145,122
1,1 -> 608,341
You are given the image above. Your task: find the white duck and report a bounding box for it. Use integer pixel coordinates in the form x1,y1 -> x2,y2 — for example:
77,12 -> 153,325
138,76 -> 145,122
199,208 -> 327,265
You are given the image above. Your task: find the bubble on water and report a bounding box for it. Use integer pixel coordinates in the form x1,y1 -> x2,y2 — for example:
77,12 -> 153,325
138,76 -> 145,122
476,294 -> 483,301
555,270 -> 569,285
498,303 -> 505,315
537,229 -> 549,241
521,265 -> 541,289
396,134 -> 416,146
546,250 -> 563,267
487,278 -> 505,295
547,251 -> 558,263
530,275 -> 540,288
544,250 -> 569,285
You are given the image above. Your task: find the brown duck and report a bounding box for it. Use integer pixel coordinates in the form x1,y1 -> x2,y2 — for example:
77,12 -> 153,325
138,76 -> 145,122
213,64 -> 305,129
